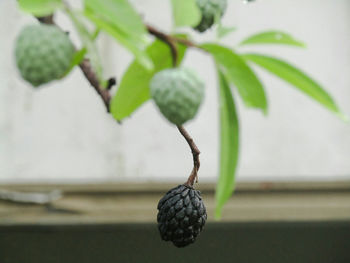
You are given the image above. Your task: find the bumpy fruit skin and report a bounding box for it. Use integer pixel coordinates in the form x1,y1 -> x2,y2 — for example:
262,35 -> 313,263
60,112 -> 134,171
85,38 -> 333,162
157,184 -> 207,247
15,24 -> 75,87
150,67 -> 205,125
194,0 -> 227,32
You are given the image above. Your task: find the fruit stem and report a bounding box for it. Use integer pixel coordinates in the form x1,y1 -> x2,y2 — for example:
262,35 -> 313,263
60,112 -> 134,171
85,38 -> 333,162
146,25 -> 178,67
177,126 -> 201,187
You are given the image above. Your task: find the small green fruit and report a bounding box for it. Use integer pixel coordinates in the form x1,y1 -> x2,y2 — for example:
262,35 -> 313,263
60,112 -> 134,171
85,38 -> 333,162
15,24 -> 75,87
150,67 -> 205,126
194,0 -> 227,32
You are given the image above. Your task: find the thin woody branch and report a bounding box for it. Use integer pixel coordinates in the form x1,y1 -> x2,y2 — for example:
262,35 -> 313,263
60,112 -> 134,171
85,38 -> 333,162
37,15 -> 113,112
79,59 -> 111,111
177,125 -> 201,187
146,24 -> 201,53
146,24 -> 178,67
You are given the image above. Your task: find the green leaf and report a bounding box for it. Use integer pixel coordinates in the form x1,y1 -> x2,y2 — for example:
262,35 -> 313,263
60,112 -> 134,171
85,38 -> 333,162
84,0 -> 147,41
84,7 -> 153,70
171,0 -> 201,27
240,30 -> 306,47
71,48 -> 87,67
110,40 -> 187,121
215,68 -> 240,219
201,43 -> 267,113
243,53 -> 346,120
214,12 -> 236,39
66,9 -> 103,82
217,25 -> 236,39
63,48 -> 86,76
18,0 -> 63,16
62,29 -> 100,76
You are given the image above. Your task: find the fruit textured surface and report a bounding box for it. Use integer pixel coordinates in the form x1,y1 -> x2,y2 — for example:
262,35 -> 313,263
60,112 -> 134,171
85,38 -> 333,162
157,184 -> 207,247
15,24 -> 75,87
150,67 -> 205,125
195,0 -> 227,32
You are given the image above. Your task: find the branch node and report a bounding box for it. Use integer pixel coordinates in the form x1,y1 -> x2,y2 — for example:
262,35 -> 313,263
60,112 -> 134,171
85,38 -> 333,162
106,77 -> 117,90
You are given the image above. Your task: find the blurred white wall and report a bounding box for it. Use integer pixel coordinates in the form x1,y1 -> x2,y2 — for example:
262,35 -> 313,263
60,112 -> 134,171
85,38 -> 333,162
0,0 -> 349,183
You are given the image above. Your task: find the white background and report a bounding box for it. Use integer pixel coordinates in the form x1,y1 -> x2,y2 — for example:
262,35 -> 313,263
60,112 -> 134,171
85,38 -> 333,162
0,0 -> 349,183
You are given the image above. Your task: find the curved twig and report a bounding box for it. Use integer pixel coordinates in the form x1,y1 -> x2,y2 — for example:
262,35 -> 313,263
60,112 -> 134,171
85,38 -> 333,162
79,59 -> 111,111
177,126 -> 201,186
37,15 -> 113,112
146,24 -> 178,67
146,24 -> 200,50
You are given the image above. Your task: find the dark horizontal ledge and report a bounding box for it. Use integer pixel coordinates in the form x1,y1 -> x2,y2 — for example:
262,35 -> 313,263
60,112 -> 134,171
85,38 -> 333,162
0,221 -> 349,263
1,180 -> 350,194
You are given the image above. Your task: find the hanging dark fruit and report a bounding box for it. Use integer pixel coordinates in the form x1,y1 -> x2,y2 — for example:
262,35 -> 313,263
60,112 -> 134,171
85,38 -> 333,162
157,184 -> 207,247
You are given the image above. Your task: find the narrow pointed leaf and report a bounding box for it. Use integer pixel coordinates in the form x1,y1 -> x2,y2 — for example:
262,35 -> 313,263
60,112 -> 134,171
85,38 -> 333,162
201,43 -> 267,113
84,8 -> 153,70
63,29 -> 100,76
18,0 -> 63,16
110,40 -> 187,121
217,25 -> 236,39
63,48 -> 86,76
240,30 -> 306,47
84,0 -> 147,41
243,53 -> 346,119
171,0 -> 201,27
215,68 -> 240,219
67,10 -> 103,82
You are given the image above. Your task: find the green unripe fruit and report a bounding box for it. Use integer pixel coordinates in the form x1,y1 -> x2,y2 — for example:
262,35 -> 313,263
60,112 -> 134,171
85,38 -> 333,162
150,67 -> 205,126
15,24 -> 75,87
194,0 -> 227,32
